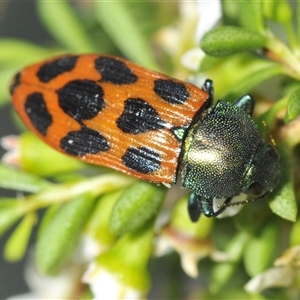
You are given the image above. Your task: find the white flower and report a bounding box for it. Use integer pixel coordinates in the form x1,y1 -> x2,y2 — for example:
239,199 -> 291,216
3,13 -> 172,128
73,234 -> 104,264
245,245 -> 300,293
194,1 -> 222,44
155,1 -> 222,73
181,48 -> 205,72
83,221 -> 153,299
156,223 -> 228,278
83,262 -> 143,300
245,265 -> 294,293
8,250 -> 84,299
180,0 -> 222,71
1,135 -> 20,167
155,196 -> 229,278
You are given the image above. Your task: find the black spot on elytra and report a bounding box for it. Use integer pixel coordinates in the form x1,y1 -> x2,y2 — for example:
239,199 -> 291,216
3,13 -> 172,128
116,98 -> 165,134
37,56 -> 78,83
95,56 -> 138,85
24,92 -> 53,136
60,127 -> 110,156
57,79 -> 105,122
10,72 -> 21,95
154,79 -> 190,105
122,147 -> 161,174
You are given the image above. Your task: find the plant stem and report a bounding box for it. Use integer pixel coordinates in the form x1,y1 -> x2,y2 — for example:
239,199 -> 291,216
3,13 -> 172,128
20,173 -> 135,214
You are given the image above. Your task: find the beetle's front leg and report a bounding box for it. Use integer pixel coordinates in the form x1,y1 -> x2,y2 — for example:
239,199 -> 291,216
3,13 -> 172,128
233,94 -> 254,116
188,193 -> 235,221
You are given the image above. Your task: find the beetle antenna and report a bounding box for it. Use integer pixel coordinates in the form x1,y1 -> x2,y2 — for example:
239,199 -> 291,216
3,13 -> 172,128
217,196 -> 264,209
262,120 -> 277,147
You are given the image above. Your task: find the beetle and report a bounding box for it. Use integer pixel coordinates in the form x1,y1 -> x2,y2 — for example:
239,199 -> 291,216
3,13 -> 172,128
10,54 -> 280,221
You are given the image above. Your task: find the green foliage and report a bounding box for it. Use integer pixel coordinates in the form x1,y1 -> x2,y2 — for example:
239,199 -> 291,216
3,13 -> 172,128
200,26 -> 267,57
268,143 -> 297,221
0,199 -> 24,237
37,0 -> 95,52
0,0 -> 300,299
36,193 -> 96,274
110,182 -> 166,235
97,219 -> 154,293
243,222 -> 278,276
285,87 -> 300,123
95,2 -> 159,70
0,163 -> 52,192
20,132 -> 84,176
210,231 -> 250,293
4,212 -> 36,261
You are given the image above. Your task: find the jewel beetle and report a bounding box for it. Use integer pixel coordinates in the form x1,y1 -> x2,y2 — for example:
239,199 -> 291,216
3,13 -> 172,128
9,54 -> 280,222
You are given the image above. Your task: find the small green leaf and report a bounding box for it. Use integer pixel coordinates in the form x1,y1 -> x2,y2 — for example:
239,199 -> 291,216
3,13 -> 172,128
201,53 -> 285,101
257,95 -> 288,130
210,231 -> 250,293
239,2 -> 265,33
0,68 -> 15,106
170,195 -> 214,239
98,219 -> 154,293
4,212 -> 36,261
85,191 -> 122,247
36,194 -> 97,274
222,1 -> 242,24
263,1 -> 293,25
222,1 -> 265,33
290,217 -> 300,246
20,132 -> 84,176
0,39 -> 52,67
37,204 -> 60,239
95,2 -> 159,70
200,26 -> 267,57
110,182 -> 166,235
269,143 -> 297,222
222,64 -> 284,101
37,0 -> 95,52
0,199 -> 23,237
284,87 -> 300,123
0,163 -> 52,192
269,182 -> 297,222
243,222 -> 277,277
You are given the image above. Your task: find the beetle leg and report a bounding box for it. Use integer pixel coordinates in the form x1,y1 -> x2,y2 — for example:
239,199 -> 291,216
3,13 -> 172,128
233,94 -> 255,116
203,79 -> 214,106
188,194 -> 235,221
188,193 -> 202,222
199,196 -> 216,217
203,197 -> 233,217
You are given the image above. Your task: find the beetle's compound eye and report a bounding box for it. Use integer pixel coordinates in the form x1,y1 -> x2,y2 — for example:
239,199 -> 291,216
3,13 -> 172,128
247,182 -> 265,198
